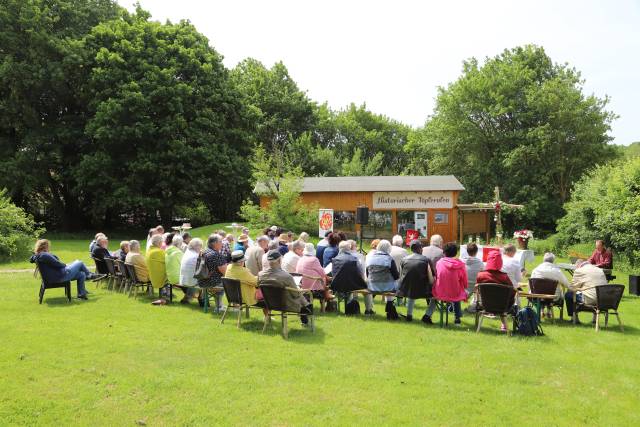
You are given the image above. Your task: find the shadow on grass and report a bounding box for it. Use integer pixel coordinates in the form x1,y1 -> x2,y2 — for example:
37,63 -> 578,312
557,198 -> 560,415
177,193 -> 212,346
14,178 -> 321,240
42,295 -> 99,307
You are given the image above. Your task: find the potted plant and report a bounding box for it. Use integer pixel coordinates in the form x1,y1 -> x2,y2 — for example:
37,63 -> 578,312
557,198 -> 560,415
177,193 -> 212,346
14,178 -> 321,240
513,229 -> 533,249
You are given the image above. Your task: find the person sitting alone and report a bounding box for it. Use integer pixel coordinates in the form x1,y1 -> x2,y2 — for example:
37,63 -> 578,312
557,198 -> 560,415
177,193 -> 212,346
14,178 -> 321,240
31,239 -> 103,300
398,240 -> 434,322
91,235 -> 114,274
588,239 -> 613,269
282,240 -> 305,273
530,252 -> 570,318
225,250 -> 260,307
258,250 -> 313,325
475,250 -> 514,331
424,242 -> 467,325
565,260 -> 608,323
365,240 -> 400,316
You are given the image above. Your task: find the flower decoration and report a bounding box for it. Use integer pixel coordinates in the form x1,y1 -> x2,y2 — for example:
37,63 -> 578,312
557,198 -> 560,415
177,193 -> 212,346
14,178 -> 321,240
513,229 -> 534,240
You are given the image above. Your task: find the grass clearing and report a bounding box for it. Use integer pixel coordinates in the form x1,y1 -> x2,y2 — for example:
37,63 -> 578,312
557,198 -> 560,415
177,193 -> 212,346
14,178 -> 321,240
2,230 -> 639,425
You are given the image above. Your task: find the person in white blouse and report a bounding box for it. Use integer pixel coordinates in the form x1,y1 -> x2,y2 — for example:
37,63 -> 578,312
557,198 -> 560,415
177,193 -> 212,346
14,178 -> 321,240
179,237 -> 203,303
501,244 -> 525,290
282,240 -> 305,273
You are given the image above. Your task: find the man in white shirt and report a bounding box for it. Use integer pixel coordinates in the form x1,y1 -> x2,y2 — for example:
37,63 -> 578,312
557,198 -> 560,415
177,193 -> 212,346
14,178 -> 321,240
531,252 -> 571,316
566,261 -> 608,323
282,240 -> 304,273
501,244 -> 524,290
390,235 -> 408,276
422,234 -> 444,274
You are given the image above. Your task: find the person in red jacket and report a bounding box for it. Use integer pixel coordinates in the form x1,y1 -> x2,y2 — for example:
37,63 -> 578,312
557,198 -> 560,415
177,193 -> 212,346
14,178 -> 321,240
588,240 -> 613,269
423,242 -> 468,325
476,250 -> 514,331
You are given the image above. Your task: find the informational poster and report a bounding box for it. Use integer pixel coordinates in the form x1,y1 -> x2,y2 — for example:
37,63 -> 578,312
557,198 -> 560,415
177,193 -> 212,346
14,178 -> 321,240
414,211 -> 427,237
318,209 -> 334,238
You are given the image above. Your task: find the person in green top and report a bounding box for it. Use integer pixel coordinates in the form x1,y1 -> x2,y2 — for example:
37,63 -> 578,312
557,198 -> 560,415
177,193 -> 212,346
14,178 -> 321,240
165,234 -> 184,286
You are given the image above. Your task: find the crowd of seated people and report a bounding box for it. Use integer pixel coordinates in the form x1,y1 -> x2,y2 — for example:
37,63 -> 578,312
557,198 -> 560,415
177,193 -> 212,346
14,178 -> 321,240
41,223 -> 617,331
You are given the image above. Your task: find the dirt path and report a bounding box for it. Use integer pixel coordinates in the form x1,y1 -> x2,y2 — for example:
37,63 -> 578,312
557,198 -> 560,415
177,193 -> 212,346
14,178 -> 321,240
0,269 -> 33,274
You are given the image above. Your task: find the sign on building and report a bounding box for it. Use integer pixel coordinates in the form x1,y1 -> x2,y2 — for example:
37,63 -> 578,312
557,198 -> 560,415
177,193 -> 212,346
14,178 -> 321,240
372,191 -> 453,209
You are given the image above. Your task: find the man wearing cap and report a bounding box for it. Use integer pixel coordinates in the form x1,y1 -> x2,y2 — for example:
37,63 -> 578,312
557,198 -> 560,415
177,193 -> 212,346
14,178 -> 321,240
225,250 -> 259,306
245,236 -> 269,276
397,240 -> 434,322
258,250 -> 313,324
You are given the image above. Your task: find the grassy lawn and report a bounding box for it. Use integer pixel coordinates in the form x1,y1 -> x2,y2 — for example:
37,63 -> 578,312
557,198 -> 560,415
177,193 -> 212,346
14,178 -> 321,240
2,229 -> 639,425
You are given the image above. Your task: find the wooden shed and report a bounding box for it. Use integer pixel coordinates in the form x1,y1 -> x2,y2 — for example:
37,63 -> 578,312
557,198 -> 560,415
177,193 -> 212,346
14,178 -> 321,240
258,176 -> 465,242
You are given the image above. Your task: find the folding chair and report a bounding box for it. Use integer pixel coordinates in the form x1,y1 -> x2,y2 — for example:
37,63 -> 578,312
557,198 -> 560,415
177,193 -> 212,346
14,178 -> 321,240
260,284 -> 314,339
124,263 -> 152,298
34,261 -> 71,304
221,278 -> 263,327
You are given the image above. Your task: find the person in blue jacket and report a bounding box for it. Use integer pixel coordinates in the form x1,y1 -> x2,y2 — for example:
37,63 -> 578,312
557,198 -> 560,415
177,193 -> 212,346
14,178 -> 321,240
30,239 -> 103,300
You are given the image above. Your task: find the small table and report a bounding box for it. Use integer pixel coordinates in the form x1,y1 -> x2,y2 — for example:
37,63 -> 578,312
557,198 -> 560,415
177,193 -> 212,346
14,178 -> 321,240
557,263 -> 576,276
519,292 -> 556,322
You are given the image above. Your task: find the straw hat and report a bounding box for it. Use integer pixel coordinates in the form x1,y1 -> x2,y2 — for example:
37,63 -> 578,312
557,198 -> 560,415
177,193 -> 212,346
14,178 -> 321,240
238,234 -> 249,243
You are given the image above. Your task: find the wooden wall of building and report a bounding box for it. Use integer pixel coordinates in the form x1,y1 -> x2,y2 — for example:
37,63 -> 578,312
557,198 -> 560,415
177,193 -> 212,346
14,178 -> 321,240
260,191 -> 460,243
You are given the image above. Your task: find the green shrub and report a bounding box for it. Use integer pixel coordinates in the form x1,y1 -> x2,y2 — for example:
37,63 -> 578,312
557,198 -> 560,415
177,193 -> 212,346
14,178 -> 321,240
0,189 -> 44,261
174,201 -> 213,228
557,157 -> 640,266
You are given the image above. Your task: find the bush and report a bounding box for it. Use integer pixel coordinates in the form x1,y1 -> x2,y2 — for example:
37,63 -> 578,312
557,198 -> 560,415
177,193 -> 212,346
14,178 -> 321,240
174,201 -> 214,228
557,157 -> 640,266
0,189 -> 44,261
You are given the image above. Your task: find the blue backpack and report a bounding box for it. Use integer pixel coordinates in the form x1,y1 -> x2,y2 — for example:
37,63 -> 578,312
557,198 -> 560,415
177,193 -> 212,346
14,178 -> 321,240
515,307 -> 544,336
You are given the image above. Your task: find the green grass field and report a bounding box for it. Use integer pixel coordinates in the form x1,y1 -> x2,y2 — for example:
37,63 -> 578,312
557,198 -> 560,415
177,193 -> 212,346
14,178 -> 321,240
2,227 -> 639,425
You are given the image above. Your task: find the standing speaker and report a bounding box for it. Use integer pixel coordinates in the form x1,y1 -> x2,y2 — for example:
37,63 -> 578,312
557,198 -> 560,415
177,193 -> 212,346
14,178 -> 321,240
356,206 -> 369,225
630,275 -> 640,296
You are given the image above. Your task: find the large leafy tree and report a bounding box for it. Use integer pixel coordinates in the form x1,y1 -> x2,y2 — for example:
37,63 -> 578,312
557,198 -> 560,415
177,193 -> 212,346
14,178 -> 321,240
77,9 -> 251,224
405,45 -> 616,231
0,0 -> 122,229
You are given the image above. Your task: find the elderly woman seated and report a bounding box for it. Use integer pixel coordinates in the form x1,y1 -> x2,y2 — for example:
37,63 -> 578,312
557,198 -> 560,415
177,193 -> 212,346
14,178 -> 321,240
125,240 -> 149,283
165,234 -> 184,287
178,237 -> 203,304
225,250 -> 260,306
146,234 -> 168,302
296,243 -> 330,299
282,240 -> 305,273
365,239 -> 400,316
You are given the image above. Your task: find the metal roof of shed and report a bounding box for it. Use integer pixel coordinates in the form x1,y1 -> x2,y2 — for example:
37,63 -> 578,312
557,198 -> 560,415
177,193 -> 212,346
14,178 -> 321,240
255,176 -> 464,193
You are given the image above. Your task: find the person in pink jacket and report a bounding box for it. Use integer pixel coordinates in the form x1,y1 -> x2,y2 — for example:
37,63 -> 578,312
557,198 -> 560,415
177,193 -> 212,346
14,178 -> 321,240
423,242 -> 468,325
296,243 -> 327,292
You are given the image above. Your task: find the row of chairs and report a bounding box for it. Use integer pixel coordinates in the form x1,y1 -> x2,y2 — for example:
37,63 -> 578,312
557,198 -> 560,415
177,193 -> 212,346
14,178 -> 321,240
474,279 -> 625,334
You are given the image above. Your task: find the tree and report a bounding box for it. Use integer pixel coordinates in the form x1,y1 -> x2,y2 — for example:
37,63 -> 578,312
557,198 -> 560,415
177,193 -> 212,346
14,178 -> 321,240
75,9 -> 251,225
0,0 -> 122,229
0,189 -> 44,261
405,45 -> 616,232
240,146 -> 317,232
557,157 -> 640,266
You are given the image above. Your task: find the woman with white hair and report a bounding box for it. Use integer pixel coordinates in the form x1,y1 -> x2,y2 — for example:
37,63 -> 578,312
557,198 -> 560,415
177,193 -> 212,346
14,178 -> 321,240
298,232 -> 310,243
179,237 -> 203,303
282,240 -> 305,273
165,234 -> 184,287
365,239 -> 400,316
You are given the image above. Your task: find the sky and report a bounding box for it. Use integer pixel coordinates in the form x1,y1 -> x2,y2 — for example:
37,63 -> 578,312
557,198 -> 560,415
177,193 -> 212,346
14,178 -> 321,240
121,0 -> 640,145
